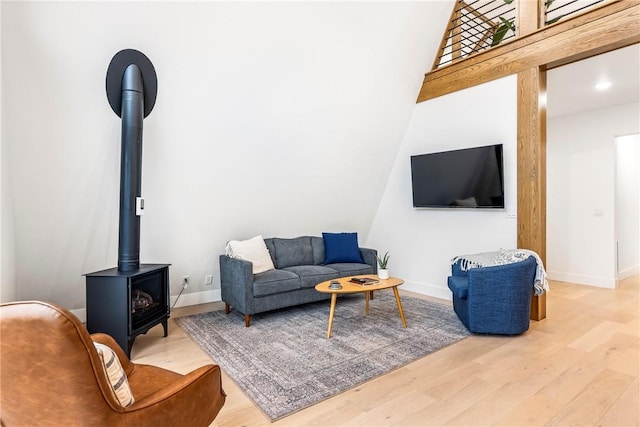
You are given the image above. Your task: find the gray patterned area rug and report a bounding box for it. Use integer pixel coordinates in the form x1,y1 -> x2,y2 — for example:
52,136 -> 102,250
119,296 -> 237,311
174,292 -> 470,421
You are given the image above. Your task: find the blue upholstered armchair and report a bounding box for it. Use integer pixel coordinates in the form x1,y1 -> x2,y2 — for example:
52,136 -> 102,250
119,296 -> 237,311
447,256 -> 537,335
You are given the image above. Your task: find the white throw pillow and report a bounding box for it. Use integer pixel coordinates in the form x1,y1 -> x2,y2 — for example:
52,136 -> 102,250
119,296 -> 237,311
94,342 -> 135,407
226,235 -> 275,274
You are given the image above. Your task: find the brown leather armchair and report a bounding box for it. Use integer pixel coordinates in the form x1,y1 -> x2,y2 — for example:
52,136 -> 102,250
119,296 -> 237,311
0,301 -> 226,426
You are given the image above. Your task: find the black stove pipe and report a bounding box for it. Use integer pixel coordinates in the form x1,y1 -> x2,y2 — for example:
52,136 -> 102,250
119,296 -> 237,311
117,64 -> 144,271
106,49 -> 157,272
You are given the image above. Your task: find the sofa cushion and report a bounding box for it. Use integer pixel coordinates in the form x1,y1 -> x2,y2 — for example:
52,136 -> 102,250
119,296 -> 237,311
447,275 -> 469,299
253,269 -> 301,297
263,238 -> 277,266
322,232 -> 364,264
310,236 -> 325,265
326,262 -> 373,276
282,265 -> 339,289
226,235 -> 275,274
272,237 -> 314,268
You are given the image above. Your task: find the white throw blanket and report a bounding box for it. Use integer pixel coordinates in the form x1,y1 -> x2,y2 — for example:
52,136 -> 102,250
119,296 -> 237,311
451,249 -> 549,296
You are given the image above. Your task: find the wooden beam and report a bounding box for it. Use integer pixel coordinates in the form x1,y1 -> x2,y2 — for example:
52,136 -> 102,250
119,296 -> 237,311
517,67 -> 547,321
418,0 -> 639,102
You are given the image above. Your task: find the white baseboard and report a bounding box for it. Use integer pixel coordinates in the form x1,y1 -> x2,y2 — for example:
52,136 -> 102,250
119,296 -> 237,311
618,265 -> 639,280
170,289 -> 221,309
399,280 -> 452,301
547,271 -> 616,289
71,290 -> 222,324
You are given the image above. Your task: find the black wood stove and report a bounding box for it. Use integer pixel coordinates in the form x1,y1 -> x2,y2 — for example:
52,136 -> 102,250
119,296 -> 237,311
85,50 -> 169,357
85,264 -> 169,357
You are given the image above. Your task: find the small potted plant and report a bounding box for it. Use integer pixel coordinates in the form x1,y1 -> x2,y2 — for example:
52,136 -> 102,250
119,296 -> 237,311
377,251 -> 390,280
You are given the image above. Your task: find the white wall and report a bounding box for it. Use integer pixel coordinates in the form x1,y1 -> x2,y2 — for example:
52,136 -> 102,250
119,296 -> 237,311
366,76 -> 518,300
615,133 -> 640,279
1,0 -> 18,303
547,102 -> 640,287
1,1 -> 453,310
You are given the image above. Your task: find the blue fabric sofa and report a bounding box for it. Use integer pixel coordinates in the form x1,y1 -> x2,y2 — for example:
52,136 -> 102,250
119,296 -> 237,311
220,236 -> 377,326
447,256 -> 537,335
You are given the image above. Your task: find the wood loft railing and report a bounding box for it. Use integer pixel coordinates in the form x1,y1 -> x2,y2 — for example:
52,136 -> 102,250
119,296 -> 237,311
433,0 -> 611,71
544,0 -> 607,25
421,1 -> 639,103
432,0 -> 516,70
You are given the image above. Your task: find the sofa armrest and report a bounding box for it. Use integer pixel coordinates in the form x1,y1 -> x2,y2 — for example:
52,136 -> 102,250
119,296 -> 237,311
219,255 -> 255,315
451,260 -> 468,277
359,247 -> 378,273
447,275 -> 469,299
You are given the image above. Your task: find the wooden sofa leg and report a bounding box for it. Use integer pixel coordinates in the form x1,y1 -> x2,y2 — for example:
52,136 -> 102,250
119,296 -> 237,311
225,304 -> 250,327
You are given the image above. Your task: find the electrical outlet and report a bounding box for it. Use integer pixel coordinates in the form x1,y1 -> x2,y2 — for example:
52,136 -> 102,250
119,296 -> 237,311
182,276 -> 189,286
204,274 -> 213,285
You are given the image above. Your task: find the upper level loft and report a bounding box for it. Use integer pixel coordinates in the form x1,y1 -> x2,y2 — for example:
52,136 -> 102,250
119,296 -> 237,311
419,0 -> 639,102
432,0 -> 607,70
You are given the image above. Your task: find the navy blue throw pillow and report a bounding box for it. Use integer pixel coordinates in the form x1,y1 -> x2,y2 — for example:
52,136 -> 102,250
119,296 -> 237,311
322,232 -> 364,264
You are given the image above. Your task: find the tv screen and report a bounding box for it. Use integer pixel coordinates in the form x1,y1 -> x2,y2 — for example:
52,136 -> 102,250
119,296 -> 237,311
410,144 -> 504,208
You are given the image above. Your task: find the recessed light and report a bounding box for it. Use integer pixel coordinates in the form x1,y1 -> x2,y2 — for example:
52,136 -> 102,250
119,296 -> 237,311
595,81 -> 612,91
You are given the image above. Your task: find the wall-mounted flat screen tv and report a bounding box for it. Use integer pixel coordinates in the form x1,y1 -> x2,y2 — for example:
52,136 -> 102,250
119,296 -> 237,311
410,144 -> 504,209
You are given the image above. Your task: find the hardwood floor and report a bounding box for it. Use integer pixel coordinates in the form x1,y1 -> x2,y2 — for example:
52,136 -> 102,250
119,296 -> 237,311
132,276 -> 639,426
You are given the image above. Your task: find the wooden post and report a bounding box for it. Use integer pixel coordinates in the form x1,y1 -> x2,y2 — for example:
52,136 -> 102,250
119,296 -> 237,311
517,66 -> 547,321
517,0 -> 541,36
432,1 -> 461,70
452,5 -> 463,60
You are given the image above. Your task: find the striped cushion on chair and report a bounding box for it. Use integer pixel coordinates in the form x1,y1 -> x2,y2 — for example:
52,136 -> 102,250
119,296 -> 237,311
94,342 -> 135,407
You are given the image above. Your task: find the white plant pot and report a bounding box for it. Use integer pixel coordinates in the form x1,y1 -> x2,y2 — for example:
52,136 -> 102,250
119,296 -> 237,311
378,269 -> 389,280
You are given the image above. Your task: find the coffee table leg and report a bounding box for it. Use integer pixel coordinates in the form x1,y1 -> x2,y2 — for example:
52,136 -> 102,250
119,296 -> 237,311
392,286 -> 408,328
327,293 -> 338,338
365,291 -> 370,315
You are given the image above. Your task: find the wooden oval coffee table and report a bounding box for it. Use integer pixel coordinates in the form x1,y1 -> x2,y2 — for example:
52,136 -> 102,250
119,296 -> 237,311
315,275 -> 407,338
